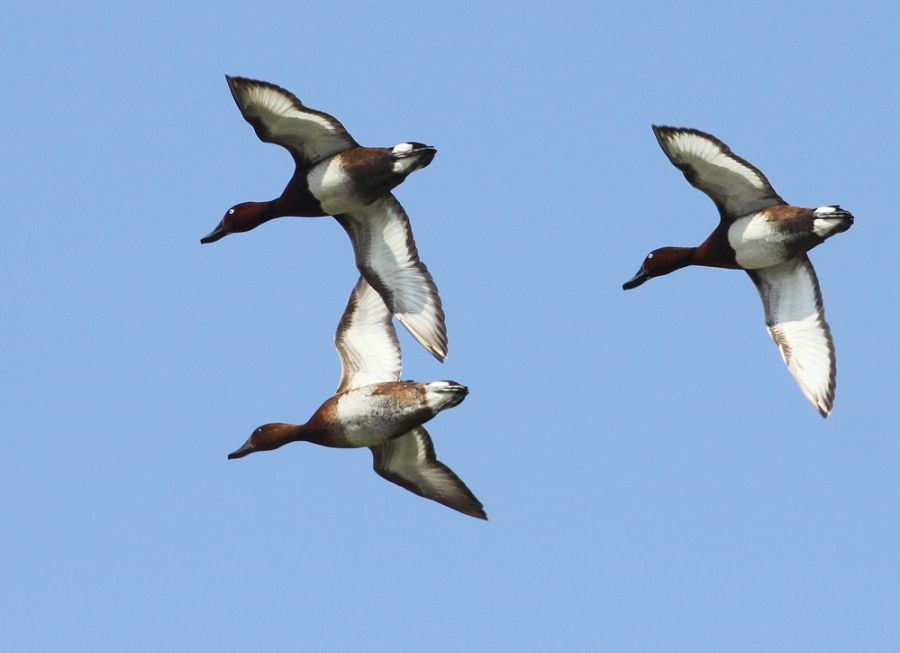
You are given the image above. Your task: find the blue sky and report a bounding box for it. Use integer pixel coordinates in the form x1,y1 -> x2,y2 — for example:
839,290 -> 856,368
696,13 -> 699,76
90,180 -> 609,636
3,1 -> 900,650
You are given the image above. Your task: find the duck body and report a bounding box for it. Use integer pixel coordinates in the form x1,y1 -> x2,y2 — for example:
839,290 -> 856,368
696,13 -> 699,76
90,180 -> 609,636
231,145 -> 434,223
303,381 -> 468,449
727,205 -> 852,269
306,147 -> 431,215
204,142 -> 435,235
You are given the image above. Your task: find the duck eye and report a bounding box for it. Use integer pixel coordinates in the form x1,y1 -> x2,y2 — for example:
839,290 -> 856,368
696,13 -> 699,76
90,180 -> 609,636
647,253 -> 654,259
228,208 -> 235,215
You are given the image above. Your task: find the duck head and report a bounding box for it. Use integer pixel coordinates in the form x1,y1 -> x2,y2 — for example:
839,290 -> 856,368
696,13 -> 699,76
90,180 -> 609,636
227,422 -> 300,459
622,247 -> 696,290
201,202 -> 273,244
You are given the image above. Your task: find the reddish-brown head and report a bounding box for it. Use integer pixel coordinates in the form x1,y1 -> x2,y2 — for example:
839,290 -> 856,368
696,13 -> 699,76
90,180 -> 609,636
227,423 -> 301,460
201,202 -> 273,244
622,247 -> 696,290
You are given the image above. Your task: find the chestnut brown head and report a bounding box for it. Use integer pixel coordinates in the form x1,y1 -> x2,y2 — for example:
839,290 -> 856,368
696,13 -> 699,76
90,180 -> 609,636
622,247 -> 696,290
201,202 -> 272,244
227,423 -> 299,460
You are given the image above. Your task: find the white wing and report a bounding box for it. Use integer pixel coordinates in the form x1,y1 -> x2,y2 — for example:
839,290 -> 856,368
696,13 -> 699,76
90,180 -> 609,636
653,125 -> 785,219
334,277 -> 402,394
226,76 -> 358,165
748,255 -> 837,417
371,427 -> 486,520
336,195 -> 448,361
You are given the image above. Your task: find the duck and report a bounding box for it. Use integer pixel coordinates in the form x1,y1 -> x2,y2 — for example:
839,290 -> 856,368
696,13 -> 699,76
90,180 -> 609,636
623,126 -> 853,417
227,276 -> 486,520
203,76 -> 447,362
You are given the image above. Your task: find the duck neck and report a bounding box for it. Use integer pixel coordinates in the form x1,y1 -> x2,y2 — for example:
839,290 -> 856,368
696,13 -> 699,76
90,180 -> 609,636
259,422 -> 311,451
285,423 -> 314,445
269,195 -> 301,219
694,227 -> 741,269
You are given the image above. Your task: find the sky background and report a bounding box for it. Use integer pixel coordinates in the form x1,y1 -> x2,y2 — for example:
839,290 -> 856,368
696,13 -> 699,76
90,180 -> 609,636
3,1 -> 899,650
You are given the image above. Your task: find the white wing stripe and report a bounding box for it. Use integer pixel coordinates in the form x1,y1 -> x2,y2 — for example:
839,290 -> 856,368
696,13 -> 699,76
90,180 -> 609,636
338,195 -> 448,361
372,428 -> 486,519
334,277 -> 402,393
749,256 -> 836,416
227,76 -> 358,165
654,126 -> 784,218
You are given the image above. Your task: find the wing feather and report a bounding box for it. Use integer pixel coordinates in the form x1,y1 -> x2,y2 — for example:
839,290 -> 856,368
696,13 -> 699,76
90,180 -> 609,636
748,255 -> 837,417
336,195 -> 448,361
371,427 -> 486,520
653,125 -> 785,219
334,277 -> 402,394
226,76 -> 358,165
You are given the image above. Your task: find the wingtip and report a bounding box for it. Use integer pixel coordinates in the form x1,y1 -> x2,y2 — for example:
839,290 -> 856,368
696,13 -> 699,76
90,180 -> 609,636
396,316 -> 448,363
224,75 -> 243,102
651,124 -> 672,147
805,386 -> 833,418
455,501 -> 488,520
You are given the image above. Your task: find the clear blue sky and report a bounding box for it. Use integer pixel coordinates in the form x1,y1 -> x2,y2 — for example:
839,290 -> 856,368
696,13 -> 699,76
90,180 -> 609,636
3,1 -> 899,651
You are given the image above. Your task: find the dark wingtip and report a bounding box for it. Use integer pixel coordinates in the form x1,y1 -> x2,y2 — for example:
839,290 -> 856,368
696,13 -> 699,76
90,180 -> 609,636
455,500 -> 487,521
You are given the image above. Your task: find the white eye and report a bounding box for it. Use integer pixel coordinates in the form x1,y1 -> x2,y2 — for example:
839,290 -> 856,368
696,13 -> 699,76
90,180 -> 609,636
647,253 -> 654,259
228,209 -> 235,215
392,143 -> 414,155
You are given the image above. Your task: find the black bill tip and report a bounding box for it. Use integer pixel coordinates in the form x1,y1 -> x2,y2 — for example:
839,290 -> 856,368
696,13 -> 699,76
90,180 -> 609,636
622,269 -> 651,290
200,222 -> 229,244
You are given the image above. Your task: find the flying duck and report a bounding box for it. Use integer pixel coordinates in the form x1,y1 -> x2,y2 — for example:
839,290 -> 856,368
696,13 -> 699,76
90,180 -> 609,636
623,126 -> 853,417
227,276 -> 486,520
203,76 -> 447,361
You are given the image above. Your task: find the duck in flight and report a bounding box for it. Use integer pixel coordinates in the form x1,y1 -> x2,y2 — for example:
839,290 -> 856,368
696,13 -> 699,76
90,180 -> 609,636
203,76 -> 447,361
227,276 -> 486,520
623,126 -> 853,417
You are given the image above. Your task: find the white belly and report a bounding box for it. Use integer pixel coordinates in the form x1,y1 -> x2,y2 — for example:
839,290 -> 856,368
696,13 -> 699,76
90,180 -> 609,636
307,157 -> 356,215
334,387 -> 418,447
727,213 -> 789,269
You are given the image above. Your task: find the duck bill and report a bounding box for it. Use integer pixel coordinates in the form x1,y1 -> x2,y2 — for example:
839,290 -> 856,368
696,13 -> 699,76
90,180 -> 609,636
200,221 -> 229,244
227,439 -> 255,460
622,268 -> 651,290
